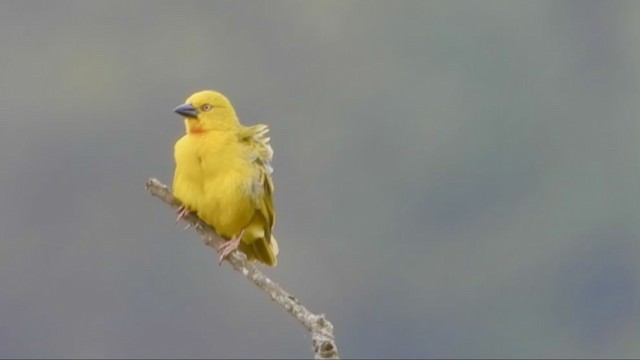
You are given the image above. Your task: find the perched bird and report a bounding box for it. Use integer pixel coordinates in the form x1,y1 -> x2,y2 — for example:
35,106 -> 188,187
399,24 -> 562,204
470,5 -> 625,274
172,90 -> 279,266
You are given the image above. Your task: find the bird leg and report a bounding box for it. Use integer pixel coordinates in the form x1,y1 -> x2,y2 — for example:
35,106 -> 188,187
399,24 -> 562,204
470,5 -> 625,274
175,205 -> 192,229
217,229 -> 245,265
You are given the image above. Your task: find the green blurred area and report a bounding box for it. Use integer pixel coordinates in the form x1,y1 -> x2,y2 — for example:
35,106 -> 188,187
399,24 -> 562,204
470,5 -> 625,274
0,1 -> 638,358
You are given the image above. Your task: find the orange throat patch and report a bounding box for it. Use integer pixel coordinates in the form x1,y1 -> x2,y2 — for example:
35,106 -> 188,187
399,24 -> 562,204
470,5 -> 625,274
189,128 -> 208,134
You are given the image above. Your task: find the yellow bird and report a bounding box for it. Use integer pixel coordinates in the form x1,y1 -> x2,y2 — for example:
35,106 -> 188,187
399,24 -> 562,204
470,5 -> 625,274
172,90 -> 279,266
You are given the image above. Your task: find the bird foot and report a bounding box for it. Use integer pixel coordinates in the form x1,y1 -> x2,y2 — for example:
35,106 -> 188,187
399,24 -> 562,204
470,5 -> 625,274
217,229 -> 245,265
175,205 -> 192,228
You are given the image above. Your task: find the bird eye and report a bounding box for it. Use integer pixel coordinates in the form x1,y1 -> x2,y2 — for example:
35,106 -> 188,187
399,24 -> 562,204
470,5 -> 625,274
202,104 -> 213,112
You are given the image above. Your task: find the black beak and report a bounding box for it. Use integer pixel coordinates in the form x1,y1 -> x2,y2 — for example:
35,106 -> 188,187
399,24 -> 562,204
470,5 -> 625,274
174,103 -> 198,118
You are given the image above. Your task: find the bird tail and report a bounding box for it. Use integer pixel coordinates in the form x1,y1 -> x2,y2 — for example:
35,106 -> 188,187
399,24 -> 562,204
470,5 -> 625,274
254,235 -> 279,267
240,235 -> 279,267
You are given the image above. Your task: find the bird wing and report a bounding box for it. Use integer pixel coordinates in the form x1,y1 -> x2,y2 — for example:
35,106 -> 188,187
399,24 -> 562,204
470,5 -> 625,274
238,124 -> 276,239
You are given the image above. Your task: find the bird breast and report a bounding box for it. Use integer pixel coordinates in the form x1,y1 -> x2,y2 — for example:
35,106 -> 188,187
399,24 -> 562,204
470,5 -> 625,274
174,132 -> 255,237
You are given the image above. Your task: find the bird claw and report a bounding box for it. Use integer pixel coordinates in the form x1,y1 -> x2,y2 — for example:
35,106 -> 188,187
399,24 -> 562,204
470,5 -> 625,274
175,205 -> 191,225
217,229 -> 245,265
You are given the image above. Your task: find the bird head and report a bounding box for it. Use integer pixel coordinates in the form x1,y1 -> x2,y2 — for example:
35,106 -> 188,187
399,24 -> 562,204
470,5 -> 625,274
174,90 -> 240,134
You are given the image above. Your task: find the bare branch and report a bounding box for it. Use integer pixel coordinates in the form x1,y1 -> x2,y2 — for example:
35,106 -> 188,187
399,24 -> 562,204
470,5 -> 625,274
145,178 -> 340,360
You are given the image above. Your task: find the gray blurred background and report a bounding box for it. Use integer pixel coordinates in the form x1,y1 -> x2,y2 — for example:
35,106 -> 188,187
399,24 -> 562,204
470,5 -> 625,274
0,1 -> 638,358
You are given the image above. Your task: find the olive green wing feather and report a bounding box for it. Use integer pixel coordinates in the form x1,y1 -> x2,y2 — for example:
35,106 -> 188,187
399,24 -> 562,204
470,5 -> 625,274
238,124 -> 278,265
